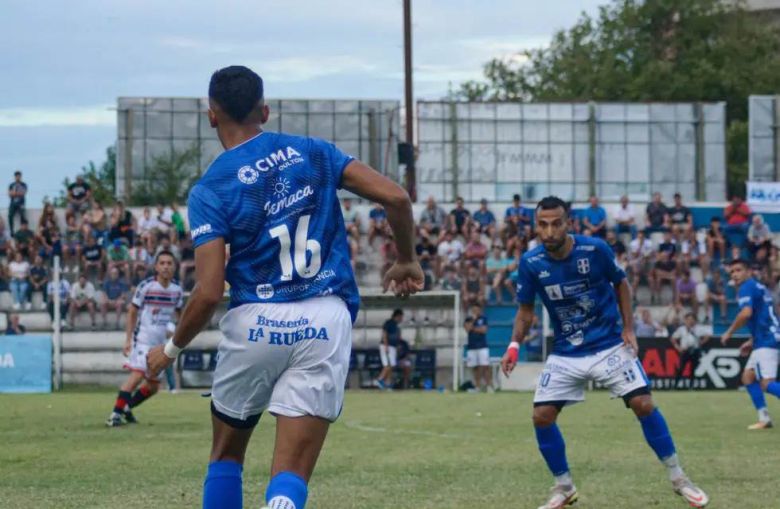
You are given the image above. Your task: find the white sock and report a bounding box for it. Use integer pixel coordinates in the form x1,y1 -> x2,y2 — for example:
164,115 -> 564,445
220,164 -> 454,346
554,472 -> 573,487
662,453 -> 685,481
268,496 -> 296,509
758,407 -> 771,423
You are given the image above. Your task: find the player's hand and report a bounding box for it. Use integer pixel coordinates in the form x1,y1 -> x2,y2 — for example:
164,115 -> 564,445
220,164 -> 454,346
382,261 -> 425,298
146,345 -> 174,378
720,331 -> 732,346
500,344 -> 519,377
739,340 -> 753,357
622,329 -> 638,356
122,341 -> 132,357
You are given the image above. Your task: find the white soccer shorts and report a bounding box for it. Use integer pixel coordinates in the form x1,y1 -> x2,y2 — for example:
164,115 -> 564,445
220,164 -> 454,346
123,342 -> 161,381
746,347 -> 779,381
380,345 -> 397,367
211,295 -> 352,423
534,344 -> 649,405
466,347 -> 490,368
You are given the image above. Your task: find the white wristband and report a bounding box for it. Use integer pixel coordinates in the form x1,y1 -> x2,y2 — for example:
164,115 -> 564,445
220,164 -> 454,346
163,339 -> 183,359
508,341 -> 520,351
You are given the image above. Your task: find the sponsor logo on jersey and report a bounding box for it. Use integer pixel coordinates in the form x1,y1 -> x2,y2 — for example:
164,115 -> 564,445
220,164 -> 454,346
561,279 -> 589,297
545,284 -> 563,300
254,146 -> 304,172
238,165 -> 260,184
273,177 -> 291,198
576,258 -> 590,274
575,245 -> 595,251
191,223 -> 212,239
264,186 -> 314,216
566,330 -> 584,346
256,284 -> 274,300
539,270 -> 551,279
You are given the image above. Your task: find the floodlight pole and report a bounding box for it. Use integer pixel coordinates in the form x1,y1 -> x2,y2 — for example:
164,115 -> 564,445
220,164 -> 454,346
403,0 -> 416,201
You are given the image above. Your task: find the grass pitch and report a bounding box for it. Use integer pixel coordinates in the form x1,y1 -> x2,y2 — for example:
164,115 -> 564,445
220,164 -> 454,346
1,388 -> 777,508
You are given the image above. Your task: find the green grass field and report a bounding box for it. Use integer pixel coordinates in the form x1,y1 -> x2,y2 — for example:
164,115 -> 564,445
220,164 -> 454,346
1,389 -> 778,509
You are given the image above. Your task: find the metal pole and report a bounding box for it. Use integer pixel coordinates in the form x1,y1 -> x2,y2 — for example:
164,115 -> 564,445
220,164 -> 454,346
403,0 -> 416,201
53,255 -> 62,390
453,291 -> 460,391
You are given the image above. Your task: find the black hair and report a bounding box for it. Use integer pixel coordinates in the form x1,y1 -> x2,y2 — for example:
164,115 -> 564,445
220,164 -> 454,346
536,196 -> 569,214
729,258 -> 749,268
155,249 -> 176,263
684,312 -> 696,320
208,65 -> 264,123
14,171 -> 21,177
513,194 -> 521,201
392,309 -> 404,318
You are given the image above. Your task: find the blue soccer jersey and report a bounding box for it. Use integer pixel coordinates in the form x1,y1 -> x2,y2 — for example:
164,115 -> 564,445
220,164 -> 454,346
187,132 -> 360,321
516,235 -> 626,356
737,278 -> 780,350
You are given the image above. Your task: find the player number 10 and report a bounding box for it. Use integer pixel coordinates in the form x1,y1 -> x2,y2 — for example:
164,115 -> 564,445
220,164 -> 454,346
269,214 -> 322,281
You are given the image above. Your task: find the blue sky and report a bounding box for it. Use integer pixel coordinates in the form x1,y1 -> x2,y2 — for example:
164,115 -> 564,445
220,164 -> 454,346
0,0 -> 604,205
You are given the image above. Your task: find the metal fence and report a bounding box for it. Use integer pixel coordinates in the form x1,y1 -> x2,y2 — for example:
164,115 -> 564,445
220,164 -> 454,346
115,97 -> 400,201
749,95 -> 780,182
416,101 -> 726,203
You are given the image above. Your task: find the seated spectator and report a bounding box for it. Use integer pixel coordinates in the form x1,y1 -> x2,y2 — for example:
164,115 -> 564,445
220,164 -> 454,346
170,202 -> 186,241
69,274 -> 97,329
367,203 -> 387,248
462,230 -> 488,269
418,196 -> 447,240
628,231 -> 654,294
605,230 -> 627,268
440,266 -> 462,292
13,220 -> 35,259
66,175 -> 91,221
675,270 -> 699,317
634,308 -> 665,337
129,237 -> 152,274
657,230 -> 677,266
650,250 -> 678,304
485,246 -> 513,304
436,231 -> 464,278
81,235 -> 105,281
178,236 -> 196,290
155,203 -> 174,236
448,196 -> 471,237
138,206 -> 160,249
109,200 -> 136,246
662,303 -> 686,336
679,229 -> 710,277
612,195 -> 637,239
472,199 -> 497,240
504,194 -> 532,238
504,222 -> 529,256
752,244 -> 771,283
130,263 -> 151,292
102,267 -> 128,329
85,200 -> 109,247
707,217 -> 726,259
107,239 -> 131,278
5,313 -> 26,335
341,197 -> 361,245
461,263 -> 485,310
582,195 -> 607,237
645,192 -> 669,233
46,277 -> 71,328
415,235 -> 437,290
705,269 -> 727,322
8,251 -> 30,310
747,214 -> 771,256
62,215 -> 82,273
669,193 -> 693,238
723,195 -> 751,234
29,255 -> 48,310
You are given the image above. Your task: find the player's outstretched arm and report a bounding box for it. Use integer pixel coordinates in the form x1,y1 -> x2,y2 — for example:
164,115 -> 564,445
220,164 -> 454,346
341,161 -> 423,297
500,303 -> 535,376
721,307 -> 752,345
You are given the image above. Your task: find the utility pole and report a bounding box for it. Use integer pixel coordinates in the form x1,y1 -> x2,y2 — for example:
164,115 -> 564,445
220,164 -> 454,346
403,0 -> 416,201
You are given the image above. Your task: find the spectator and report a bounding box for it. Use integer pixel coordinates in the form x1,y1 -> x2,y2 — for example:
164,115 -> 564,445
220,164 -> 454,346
628,231 -> 654,294
13,220 -> 34,259
130,263 -> 151,292
634,308 -> 665,337
723,195 -> 751,234
461,263 -> 485,309
504,194 -> 532,238
418,196 -> 447,240
612,195 -> 637,239
46,277 -> 71,329
0,262 -> 9,292
109,200 -> 136,245
36,203 -> 59,261
155,203 -> 173,235
705,270 -> 727,323
129,237 -> 152,273
669,193 -> 693,238
463,230 -> 488,269
107,239 -> 131,278
101,267 -> 128,329
650,250 -> 678,304
747,214 -> 771,256
524,315 -> 544,362
436,231 -> 464,277
679,229 -> 709,276
8,251 -> 30,310
707,217 -> 726,260
0,215 -> 11,260
670,313 -> 710,388
415,235 -> 437,291
769,245 -> 780,282
662,304 -> 686,336
69,274 -> 97,329
605,230 -> 627,267
138,206 -> 159,249
374,309 -> 403,390
63,215 -> 82,273
379,229 -> 397,279
645,191 -> 669,233
341,197 -> 360,245
367,203 -> 387,248
8,171 -> 28,235
170,202 -> 186,241
464,304 -> 492,392
486,246 -> 513,304
66,175 -> 91,221
657,230 -> 677,264
440,266 -> 462,292
675,270 -> 699,318
472,199 -> 497,240
582,195 -> 607,237
178,236 -> 196,290
5,313 -> 26,335
448,196 -> 471,237
86,200 -> 108,246
29,255 -> 48,310
81,234 -> 105,281
396,337 -> 413,389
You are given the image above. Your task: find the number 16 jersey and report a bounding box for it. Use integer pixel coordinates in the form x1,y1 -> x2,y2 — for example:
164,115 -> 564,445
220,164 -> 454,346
187,131 -> 360,322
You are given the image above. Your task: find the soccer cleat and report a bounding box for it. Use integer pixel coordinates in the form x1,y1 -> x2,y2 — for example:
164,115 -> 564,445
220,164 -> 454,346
747,420 -> 773,430
105,412 -> 123,427
123,410 -> 138,424
672,476 -> 709,508
537,484 -> 578,509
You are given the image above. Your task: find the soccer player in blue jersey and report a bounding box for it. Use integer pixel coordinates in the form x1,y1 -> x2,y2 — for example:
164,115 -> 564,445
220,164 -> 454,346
721,259 -> 780,430
500,197 -> 708,509
146,66 -> 423,509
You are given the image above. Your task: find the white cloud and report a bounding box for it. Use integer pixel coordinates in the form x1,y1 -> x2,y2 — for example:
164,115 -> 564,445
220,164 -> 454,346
0,106 -> 114,127
248,55 -> 381,83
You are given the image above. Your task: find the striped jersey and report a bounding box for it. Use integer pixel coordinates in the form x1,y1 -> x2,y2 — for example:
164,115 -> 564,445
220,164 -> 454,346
131,277 -> 184,346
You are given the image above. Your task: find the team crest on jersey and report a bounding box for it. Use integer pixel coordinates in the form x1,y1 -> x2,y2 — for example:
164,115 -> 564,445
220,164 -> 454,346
256,284 -> 274,300
545,284 -> 564,301
238,165 -> 260,185
576,258 -> 590,274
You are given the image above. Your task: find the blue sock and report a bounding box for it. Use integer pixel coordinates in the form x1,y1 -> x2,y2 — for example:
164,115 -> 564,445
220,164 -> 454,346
534,423 -> 569,476
638,408 -> 676,461
766,381 -> 780,399
746,382 -> 768,409
203,461 -> 242,509
266,471 -> 308,509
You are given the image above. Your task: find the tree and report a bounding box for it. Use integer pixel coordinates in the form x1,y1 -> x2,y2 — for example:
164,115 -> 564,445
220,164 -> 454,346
53,146 -> 116,207
129,145 -> 201,206
459,0 -> 780,198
